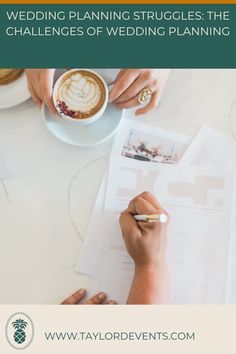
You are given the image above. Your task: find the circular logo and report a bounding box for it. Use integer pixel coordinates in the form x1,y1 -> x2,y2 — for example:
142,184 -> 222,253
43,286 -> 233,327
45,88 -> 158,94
5,313 -> 34,350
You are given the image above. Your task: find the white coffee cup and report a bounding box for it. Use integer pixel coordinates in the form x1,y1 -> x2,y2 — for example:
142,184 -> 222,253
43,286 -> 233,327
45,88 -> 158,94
53,69 -> 109,125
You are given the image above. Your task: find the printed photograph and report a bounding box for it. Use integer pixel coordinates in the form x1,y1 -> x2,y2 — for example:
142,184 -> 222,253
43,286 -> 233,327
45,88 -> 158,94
121,129 -> 187,163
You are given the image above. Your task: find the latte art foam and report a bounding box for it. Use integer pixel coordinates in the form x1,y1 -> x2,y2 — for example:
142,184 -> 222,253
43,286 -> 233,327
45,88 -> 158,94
56,70 -> 106,119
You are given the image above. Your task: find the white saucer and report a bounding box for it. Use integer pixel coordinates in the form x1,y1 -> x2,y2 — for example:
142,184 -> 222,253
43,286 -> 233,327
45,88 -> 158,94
42,69 -> 124,147
0,71 -> 31,109
42,103 -> 124,147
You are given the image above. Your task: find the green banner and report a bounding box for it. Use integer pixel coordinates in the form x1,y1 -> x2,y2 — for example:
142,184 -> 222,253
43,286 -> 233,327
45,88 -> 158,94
0,4 -> 235,67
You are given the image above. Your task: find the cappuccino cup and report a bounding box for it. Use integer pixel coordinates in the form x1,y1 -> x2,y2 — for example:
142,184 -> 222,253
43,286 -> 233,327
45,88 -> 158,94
53,69 -> 108,125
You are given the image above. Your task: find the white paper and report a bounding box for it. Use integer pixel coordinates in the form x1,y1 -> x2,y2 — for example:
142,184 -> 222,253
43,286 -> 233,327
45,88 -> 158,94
181,124 -> 236,169
96,158 -> 234,304
181,125 -> 236,303
76,119 -> 190,277
77,122 -> 235,304
75,171 -> 108,275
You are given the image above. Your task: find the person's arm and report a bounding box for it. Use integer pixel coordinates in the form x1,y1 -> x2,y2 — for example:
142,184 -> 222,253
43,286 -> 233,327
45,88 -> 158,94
127,262 -> 169,304
25,69 -> 56,113
119,192 -> 169,304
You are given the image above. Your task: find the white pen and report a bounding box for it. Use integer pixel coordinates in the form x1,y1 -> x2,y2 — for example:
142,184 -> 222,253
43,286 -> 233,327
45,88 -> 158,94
134,213 -> 168,223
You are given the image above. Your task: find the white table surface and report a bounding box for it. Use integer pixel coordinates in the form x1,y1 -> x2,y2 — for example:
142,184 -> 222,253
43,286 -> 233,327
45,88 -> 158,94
0,69 -> 236,304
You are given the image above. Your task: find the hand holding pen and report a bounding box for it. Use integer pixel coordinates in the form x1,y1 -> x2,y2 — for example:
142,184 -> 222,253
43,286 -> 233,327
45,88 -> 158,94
120,191 -> 168,267
119,192 -> 169,304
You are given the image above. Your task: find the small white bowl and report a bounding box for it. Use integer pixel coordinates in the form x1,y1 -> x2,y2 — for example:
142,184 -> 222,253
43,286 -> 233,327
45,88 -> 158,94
53,69 -> 109,125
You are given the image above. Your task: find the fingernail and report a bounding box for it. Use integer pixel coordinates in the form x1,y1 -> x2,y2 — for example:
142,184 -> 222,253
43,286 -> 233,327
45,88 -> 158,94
78,288 -> 86,295
98,292 -> 106,300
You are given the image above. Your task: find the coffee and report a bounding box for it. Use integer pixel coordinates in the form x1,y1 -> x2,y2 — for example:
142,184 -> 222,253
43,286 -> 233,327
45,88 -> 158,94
55,70 -> 106,120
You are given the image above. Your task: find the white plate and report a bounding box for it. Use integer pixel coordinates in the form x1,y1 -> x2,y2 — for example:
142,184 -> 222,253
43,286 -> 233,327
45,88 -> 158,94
0,71 -> 31,109
42,69 -> 124,147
